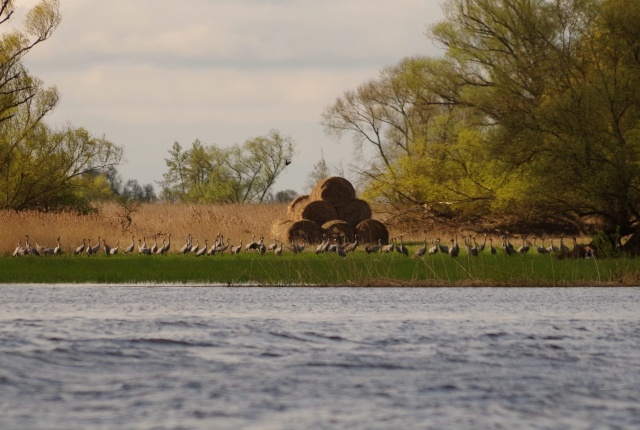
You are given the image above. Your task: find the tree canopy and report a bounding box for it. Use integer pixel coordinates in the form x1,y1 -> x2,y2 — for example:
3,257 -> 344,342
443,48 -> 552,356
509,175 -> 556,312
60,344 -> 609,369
160,130 -> 295,203
323,0 -> 640,248
1,0 -> 123,212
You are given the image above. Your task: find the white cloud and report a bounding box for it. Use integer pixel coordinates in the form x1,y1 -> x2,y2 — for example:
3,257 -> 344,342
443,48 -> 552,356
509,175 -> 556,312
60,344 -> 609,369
16,0 -> 445,191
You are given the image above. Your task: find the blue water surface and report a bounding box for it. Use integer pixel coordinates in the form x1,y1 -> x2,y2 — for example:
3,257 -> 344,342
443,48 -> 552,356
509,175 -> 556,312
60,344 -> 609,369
1,286 -> 639,429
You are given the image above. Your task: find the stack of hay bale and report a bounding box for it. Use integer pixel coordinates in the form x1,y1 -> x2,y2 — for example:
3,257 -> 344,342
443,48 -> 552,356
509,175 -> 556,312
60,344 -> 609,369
271,176 -> 389,245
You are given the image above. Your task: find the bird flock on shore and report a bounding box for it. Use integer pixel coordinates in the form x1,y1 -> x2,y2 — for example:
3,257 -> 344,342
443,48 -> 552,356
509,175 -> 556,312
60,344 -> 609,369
10,232 -> 594,259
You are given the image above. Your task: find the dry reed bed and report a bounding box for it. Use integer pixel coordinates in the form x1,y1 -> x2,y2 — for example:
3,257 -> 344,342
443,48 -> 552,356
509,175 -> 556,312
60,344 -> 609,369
1,202 -> 577,255
0,203 -> 289,254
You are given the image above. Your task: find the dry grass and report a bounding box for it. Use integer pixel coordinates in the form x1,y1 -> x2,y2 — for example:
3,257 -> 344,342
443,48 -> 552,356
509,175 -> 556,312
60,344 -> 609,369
0,201 -> 587,254
0,202 -> 289,254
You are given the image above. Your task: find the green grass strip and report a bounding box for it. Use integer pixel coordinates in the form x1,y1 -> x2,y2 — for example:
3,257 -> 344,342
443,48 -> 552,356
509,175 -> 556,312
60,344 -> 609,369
2,251 -> 640,286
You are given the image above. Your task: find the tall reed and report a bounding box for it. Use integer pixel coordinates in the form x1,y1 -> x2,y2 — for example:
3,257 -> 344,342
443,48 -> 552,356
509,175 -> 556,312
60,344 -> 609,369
0,202 -> 288,254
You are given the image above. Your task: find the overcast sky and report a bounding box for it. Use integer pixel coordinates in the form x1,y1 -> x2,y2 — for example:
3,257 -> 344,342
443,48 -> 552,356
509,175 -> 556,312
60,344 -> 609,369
17,0 -> 445,194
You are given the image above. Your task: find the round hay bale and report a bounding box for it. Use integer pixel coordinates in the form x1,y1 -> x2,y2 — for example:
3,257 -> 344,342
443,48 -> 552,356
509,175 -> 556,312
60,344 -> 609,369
287,194 -> 309,219
321,220 -> 355,242
293,199 -> 338,226
336,199 -> 372,227
283,219 -> 323,244
310,176 -> 356,208
355,219 -> 389,245
270,218 -> 292,239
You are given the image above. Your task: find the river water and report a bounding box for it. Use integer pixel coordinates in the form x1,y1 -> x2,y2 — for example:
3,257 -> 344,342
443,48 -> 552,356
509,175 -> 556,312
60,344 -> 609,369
1,285 -> 639,429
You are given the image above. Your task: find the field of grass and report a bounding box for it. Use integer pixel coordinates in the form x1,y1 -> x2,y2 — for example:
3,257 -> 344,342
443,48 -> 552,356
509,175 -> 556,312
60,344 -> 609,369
3,202 -> 636,286
2,249 -> 639,286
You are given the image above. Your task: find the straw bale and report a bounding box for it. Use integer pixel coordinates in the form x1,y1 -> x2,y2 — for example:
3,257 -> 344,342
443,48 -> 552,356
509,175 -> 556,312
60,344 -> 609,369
336,199 -> 372,227
282,219 -> 323,244
321,220 -> 355,242
293,199 -> 338,226
355,219 -> 389,245
310,176 -> 356,208
287,194 -> 309,219
270,218 -> 293,239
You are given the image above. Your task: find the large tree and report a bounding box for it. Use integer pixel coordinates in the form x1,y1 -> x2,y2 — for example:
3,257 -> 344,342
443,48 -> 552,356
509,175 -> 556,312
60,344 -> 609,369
1,0 -> 123,211
323,0 -> 640,247
430,0 -> 640,243
322,56 -> 494,223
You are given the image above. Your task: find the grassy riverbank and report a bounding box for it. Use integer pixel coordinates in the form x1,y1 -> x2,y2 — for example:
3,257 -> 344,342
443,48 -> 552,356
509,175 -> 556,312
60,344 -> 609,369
2,251 -> 639,286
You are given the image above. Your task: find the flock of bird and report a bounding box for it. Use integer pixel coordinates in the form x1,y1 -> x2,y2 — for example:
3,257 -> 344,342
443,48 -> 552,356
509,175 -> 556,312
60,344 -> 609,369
10,233 -> 593,259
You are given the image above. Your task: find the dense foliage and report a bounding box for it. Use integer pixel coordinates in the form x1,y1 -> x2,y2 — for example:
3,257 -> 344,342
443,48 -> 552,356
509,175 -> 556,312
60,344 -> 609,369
160,130 -> 295,203
323,0 -> 640,248
0,0 -> 123,212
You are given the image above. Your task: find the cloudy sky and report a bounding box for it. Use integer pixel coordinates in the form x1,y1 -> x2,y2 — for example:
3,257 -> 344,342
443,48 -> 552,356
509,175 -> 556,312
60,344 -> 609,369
17,0 -> 445,194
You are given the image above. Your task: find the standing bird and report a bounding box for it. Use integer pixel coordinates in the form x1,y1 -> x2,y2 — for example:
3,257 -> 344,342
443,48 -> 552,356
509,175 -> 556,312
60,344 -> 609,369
449,235 -> 460,258
216,238 -> 230,253
316,235 -> 330,254
364,239 -> 382,254
180,234 -> 192,254
268,237 -> 278,252
517,236 -> 530,254
428,239 -> 439,255
258,237 -> 267,255
150,235 -> 159,255
489,237 -> 497,254
208,237 -> 220,255
195,240 -> 208,257
479,234 -> 487,253
158,235 -> 171,255
74,239 -> 86,255
275,241 -> 283,256
190,238 -> 200,254
412,238 -> 427,259
437,238 -> 449,254
464,235 -> 473,256
124,236 -> 135,254
103,239 -> 111,255
380,238 -> 395,253
53,237 -> 62,255
395,235 -> 409,256
245,235 -> 258,252
12,240 -> 25,257
469,237 -> 479,256
87,237 -> 101,256
231,240 -> 243,255
344,235 -> 359,253
163,234 -> 172,254
502,235 -> 515,255
110,241 -> 120,255
533,238 -> 548,254
138,239 -> 150,255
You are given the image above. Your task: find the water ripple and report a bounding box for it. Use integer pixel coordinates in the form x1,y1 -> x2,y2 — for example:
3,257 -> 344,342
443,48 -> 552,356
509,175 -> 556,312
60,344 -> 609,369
1,286 -> 640,429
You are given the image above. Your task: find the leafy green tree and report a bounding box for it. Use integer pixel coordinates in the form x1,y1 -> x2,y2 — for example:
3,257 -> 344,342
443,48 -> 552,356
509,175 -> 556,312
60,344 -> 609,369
324,0 -> 640,247
1,0 -> 123,212
430,0 -> 640,243
160,130 -> 295,203
322,56 -> 493,221
0,123 -> 123,210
